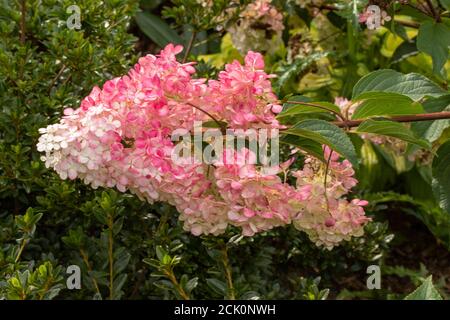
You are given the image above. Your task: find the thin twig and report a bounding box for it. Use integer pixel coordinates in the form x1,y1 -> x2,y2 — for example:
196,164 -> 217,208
425,0 -> 440,21
394,19 -> 420,28
323,150 -> 333,213
408,2 -> 433,16
20,0 -> 26,44
80,249 -> 101,295
311,4 -> 338,11
182,31 -> 197,63
318,31 -> 342,44
48,64 -> 67,94
186,102 -> 227,134
283,100 -> 346,122
221,246 -> 235,300
166,270 -> 190,300
108,215 -> 114,300
192,32 -> 223,48
15,239 -> 27,263
38,276 -> 53,300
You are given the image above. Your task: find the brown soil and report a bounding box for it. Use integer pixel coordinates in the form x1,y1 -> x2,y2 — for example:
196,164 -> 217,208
332,211 -> 450,298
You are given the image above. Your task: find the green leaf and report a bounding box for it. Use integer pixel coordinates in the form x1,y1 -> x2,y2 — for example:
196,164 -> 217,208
389,20 -> 410,41
155,245 -> 167,262
113,274 -> 128,298
185,277 -> 198,293
140,0 -> 163,10
202,120 -> 227,128
391,39 -> 418,64
280,95 -> 311,108
432,140 -> 450,213
284,119 -> 358,167
404,276 -> 442,300
275,52 -> 329,95
206,278 -> 227,296
326,11 -> 346,30
352,69 -> 447,101
24,208 -> 43,226
182,28 -> 207,56
352,92 -> 423,119
113,248 -> 131,274
135,12 -> 183,48
411,95 -> 450,142
112,217 -> 124,236
356,119 -> 431,149
417,22 -> 450,76
440,0 -> 450,10
373,143 -> 414,174
278,98 -> 341,119
280,134 -> 325,161
397,5 -> 434,23
355,138 -> 396,190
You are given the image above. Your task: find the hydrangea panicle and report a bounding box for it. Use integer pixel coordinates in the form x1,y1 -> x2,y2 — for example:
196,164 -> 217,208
37,44 -> 369,249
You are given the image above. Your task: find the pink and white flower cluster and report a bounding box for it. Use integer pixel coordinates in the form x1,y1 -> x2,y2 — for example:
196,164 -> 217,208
292,146 -> 370,248
37,44 -> 369,249
228,0 -> 284,54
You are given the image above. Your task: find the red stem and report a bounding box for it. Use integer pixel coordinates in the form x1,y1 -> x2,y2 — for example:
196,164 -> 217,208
332,111 -> 450,128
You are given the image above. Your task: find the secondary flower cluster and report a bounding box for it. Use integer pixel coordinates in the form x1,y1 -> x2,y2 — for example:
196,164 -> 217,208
292,146 -> 369,248
227,0 -> 284,55
37,44 -> 369,249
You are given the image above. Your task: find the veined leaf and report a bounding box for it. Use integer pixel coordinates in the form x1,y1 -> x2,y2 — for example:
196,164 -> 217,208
417,22 -> 450,76
440,0 -> 450,10
404,276 -> 442,300
280,95 -> 311,110
391,39 -> 418,64
280,134 -> 325,161
432,140 -> 450,213
411,95 -> 450,142
355,119 -> 431,149
352,92 -> 423,119
206,278 -> 227,296
278,98 -> 341,119
284,119 -> 358,168
352,69 -> 447,101
275,52 -> 329,95
135,12 -> 183,48
140,0 -> 162,10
